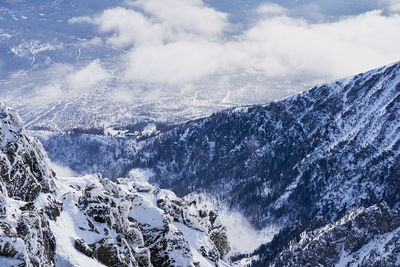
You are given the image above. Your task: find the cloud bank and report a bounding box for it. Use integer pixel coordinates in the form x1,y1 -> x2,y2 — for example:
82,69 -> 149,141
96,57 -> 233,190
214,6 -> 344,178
385,0 -> 400,12
67,59 -> 111,91
87,0 -> 400,85
50,161 -> 78,177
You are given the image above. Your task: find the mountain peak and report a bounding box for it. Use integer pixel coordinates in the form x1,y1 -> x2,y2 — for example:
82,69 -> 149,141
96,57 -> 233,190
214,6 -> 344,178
0,102 -> 56,201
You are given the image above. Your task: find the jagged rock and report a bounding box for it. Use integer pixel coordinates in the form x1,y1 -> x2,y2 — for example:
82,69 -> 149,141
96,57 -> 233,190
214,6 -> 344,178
0,221 -> 29,265
75,239 -> 94,258
44,195 -> 63,221
0,102 -> 230,267
17,211 -> 56,266
124,224 -> 145,247
0,212 -> 57,266
0,103 -> 58,266
0,222 -> 20,259
61,174 -> 230,267
142,224 -> 192,267
19,201 -> 35,211
90,236 -> 138,267
249,202 -> 400,267
0,187 -> 7,217
0,103 -> 56,202
133,247 -> 152,267
210,230 -> 230,258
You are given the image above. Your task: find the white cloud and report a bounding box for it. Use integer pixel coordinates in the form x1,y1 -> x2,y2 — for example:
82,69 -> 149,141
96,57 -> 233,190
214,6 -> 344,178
81,37 -> 103,47
110,88 -> 135,103
67,59 -> 111,91
36,83 -> 63,102
92,0 -> 235,83
124,41 -> 241,83
218,210 -> 259,254
236,10 -> 400,79
132,0 -> 229,40
90,1 -> 400,85
257,3 -> 287,16
385,0 -> 400,12
50,161 -> 78,177
24,60 -> 111,105
218,208 -> 281,254
94,0 -> 229,49
95,7 -> 163,48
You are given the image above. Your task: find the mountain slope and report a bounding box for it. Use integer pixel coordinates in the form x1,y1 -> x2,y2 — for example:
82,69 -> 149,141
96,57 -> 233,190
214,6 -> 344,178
23,61 -> 400,241
126,61 -> 400,228
33,61 -> 400,229
248,202 -> 400,267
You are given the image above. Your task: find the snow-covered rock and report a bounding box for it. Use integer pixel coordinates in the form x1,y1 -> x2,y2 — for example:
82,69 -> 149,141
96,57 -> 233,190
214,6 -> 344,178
0,102 -> 56,202
0,102 -> 230,266
0,103 -> 59,266
53,173 -> 230,266
254,202 -> 400,267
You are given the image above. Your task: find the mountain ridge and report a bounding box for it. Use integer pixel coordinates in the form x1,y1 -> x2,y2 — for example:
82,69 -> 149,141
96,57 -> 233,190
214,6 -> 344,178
128,60 -> 400,227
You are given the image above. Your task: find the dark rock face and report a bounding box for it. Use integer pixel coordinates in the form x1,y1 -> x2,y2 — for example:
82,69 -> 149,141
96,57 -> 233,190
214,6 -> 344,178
249,202 -> 400,267
142,225 -> 192,267
75,239 -> 94,258
75,179 -> 147,266
17,211 -> 57,266
44,195 -> 63,221
91,236 -> 138,267
210,230 -> 230,258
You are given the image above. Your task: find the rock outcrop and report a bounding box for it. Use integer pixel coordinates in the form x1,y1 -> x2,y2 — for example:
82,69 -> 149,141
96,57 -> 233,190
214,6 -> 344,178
58,172 -> 230,266
0,103 -> 59,266
0,102 -> 230,266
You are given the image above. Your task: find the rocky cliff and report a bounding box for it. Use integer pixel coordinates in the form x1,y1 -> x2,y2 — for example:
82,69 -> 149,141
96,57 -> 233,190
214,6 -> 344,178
0,103 -> 230,266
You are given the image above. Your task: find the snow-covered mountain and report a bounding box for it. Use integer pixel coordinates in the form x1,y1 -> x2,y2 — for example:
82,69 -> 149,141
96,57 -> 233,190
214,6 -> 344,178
37,61 -> 400,233
3,29 -> 400,266
3,88 -> 400,266
3,0 -> 400,266
273,202 -> 400,266
0,102 -> 231,266
128,61 -> 400,228
0,102 -> 56,201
